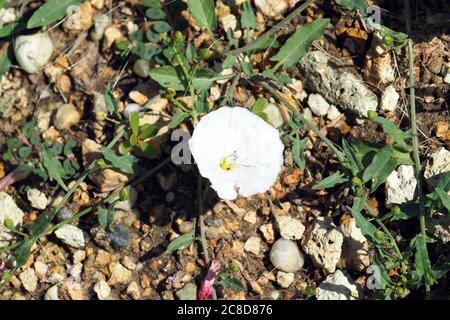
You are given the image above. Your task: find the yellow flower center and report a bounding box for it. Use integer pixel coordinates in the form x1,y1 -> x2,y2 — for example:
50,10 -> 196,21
219,158 -> 234,171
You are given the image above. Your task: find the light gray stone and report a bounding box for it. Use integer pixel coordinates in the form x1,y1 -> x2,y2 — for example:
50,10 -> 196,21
275,215 -> 305,240
55,225 -> 87,249
270,239 -> 304,273
316,270 -> 361,300
385,165 -> 417,207
424,147 -> 450,188
0,192 -> 24,247
14,32 -> 53,73
380,85 -> 399,112
307,93 -> 330,116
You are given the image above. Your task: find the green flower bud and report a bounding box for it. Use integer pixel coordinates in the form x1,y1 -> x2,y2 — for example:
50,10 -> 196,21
384,35 -> 394,47
119,187 -> 129,201
165,88 -> 176,100
3,219 -> 14,230
425,274 -> 435,286
95,159 -> 107,169
396,287 -> 405,296
351,176 -> 362,187
391,206 -> 401,216
199,48 -> 212,60
96,112 -> 107,122
374,230 -> 385,241
174,31 -> 184,45
367,110 -> 378,121
306,285 -> 316,297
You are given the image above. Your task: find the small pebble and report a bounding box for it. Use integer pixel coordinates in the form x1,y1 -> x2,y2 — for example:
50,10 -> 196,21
244,236 -> 261,255
178,221 -> 194,234
94,280 -> 111,300
14,32 -> 54,74
54,103 -> 82,130
270,239 -> 304,273
44,285 -> 60,300
109,224 -> 131,249
276,271 -> 295,289
133,59 -> 150,78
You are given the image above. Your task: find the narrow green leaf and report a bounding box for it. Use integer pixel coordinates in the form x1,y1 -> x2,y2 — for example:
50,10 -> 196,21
240,1 -> 256,30
335,0 -> 368,13
129,112 -> 139,137
169,109 -> 190,129
362,145 -> 396,192
149,66 -> 216,91
27,0 -> 82,29
373,117 -> 411,150
0,21 -> 26,38
414,234 -> 434,286
104,82 -> 119,115
41,147 -> 68,189
139,124 -> 158,139
187,0 -> 217,32
0,50 -> 11,77
348,197 -> 381,245
164,230 -> 195,254
98,206 -> 108,229
217,273 -> 247,292
101,147 -> 138,174
292,137 -> 308,170
271,19 -> 329,72
312,171 -> 348,190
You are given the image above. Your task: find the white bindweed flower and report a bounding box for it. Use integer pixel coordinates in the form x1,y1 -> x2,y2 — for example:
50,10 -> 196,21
189,106 -> 284,200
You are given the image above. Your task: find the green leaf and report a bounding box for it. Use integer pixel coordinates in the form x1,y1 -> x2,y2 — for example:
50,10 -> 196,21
129,112 -> 139,137
138,141 -> 157,159
153,21 -> 171,33
164,230 -> 195,254
101,147 -> 138,174
27,0 -> 82,29
0,21 -> 26,38
373,117 -> 411,150
292,137 -> 308,170
41,147 -> 68,189
222,54 -> 236,69
145,8 -> 165,19
63,140 -> 77,156
241,35 -> 279,54
104,82 -> 119,115
348,197 -> 382,245
217,273 -> 247,292
240,1 -> 256,30
143,0 -> 162,8
187,0 -> 217,32
271,19 -> 329,72
312,171 -> 348,190
98,206 -> 108,230
194,90 -> 209,114
139,124 -> 158,139
414,234 -> 434,286
252,98 -> 267,121
362,145 -> 396,192
335,0 -> 368,13
0,50 -> 12,77
169,109 -> 190,129
435,188 -> 450,213
342,139 -> 363,176
239,57 -> 253,76
149,66 -> 216,91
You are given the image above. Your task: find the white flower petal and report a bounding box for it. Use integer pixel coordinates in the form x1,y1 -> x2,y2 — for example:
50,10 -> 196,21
189,106 -> 284,200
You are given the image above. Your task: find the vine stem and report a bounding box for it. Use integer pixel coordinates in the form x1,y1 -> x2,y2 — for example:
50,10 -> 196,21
255,80 -> 345,163
405,0 -> 429,293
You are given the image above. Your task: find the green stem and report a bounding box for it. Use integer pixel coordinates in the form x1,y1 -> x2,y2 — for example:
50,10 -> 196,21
230,0 -> 314,56
256,80 -> 345,163
405,0 -> 430,293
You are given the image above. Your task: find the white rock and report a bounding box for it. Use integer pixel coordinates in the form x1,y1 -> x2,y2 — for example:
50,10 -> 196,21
243,210 -> 258,224
90,13 -> 111,41
19,268 -> 38,293
270,239 -> 304,273
54,103 -> 82,130
44,285 -> 60,300
316,270 -> 361,300
27,188 -> 49,210
340,217 -> 370,271
94,280 -> 111,300
307,93 -> 330,116
301,217 -> 343,273
276,271 -> 294,289
124,103 -> 142,119
443,64 -> 450,84
275,215 -> 305,240
210,86 -> 221,101
0,192 -> 25,247
34,261 -> 48,280
263,103 -> 286,128
14,33 -> 54,74
55,225 -> 86,249
0,8 -> 16,25
220,14 -> 237,32
385,165 -> 417,207
127,281 -> 141,300
114,186 -> 138,211
427,213 -> 450,243
216,67 -> 233,85
424,147 -> 450,188
298,51 -> 378,117
380,85 -> 400,112
244,236 -> 261,255
326,105 -> 341,121
254,0 -> 299,18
